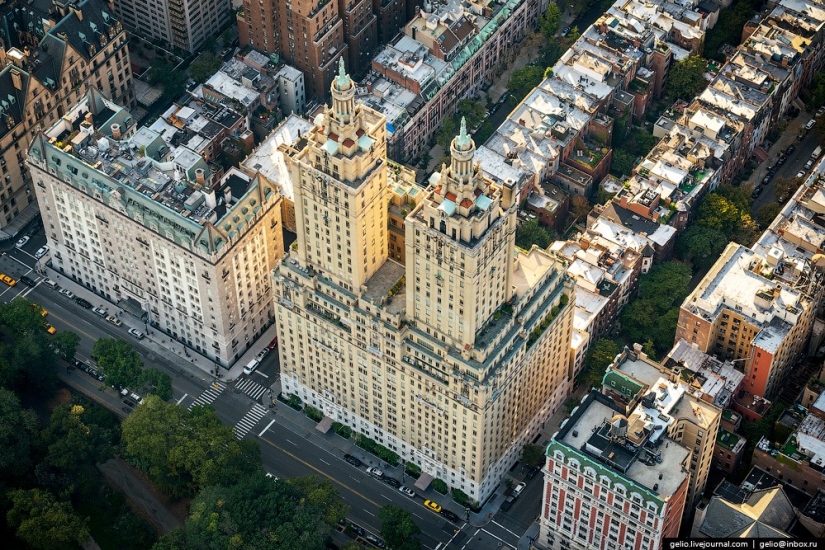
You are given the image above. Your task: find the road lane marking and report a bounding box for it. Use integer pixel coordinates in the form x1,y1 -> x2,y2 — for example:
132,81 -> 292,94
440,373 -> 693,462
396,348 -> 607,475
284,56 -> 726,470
413,513 -> 425,520
363,510 -> 375,517
258,419 -> 276,437
319,459 -> 330,465
381,494 -> 391,500
175,393 -> 188,405
285,439 -> 298,446
48,311 -> 97,341
461,529 -> 481,550
490,519 -> 521,539
480,528 -> 514,548
257,436 -> 380,508
254,371 -> 269,378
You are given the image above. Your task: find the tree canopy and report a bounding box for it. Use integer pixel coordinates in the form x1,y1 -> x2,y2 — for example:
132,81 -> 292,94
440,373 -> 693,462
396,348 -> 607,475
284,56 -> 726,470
6,488 -> 89,550
539,3 -> 562,39
122,396 -> 262,497
0,299 -> 59,393
51,331 -> 81,361
756,202 -> 782,229
580,338 -> 621,387
665,55 -> 708,101
92,338 -> 144,390
0,387 -> 40,481
570,195 -> 592,221
515,219 -> 553,250
520,443 -> 545,469
189,53 -> 222,83
155,475 -> 347,550
507,66 -> 545,103
379,506 -> 421,550
774,176 -> 802,203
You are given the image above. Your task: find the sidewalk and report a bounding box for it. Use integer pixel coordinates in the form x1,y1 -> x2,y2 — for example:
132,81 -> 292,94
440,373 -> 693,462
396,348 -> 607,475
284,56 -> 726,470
41,265 -> 274,382
747,107 -> 809,186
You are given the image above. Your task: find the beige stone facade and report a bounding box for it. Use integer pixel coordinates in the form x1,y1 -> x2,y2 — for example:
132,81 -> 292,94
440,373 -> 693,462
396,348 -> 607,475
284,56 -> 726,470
273,62 -> 574,501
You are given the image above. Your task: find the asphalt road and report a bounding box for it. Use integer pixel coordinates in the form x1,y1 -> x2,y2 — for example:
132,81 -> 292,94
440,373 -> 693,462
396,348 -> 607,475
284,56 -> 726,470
4,231 -> 495,549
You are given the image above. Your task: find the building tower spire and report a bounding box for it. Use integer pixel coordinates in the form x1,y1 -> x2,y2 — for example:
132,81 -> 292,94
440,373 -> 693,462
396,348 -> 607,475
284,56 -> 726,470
330,58 -> 356,124
450,117 -> 475,181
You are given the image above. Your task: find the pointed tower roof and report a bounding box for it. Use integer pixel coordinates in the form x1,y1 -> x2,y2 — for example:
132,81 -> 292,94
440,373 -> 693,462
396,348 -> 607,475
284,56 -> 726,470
455,117 -> 472,151
335,58 -> 351,91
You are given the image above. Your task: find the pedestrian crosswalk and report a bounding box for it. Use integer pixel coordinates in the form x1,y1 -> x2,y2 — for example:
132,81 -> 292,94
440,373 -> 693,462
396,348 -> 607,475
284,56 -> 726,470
188,381 -> 227,410
235,377 -> 269,400
235,403 -> 268,440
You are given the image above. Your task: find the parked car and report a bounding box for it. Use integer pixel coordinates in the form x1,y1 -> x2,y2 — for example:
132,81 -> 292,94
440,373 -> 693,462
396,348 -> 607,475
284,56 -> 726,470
19,276 -> 35,287
817,106 -> 825,117
92,307 -> 107,316
59,288 -> 75,299
786,145 -> 796,155
349,523 -> 366,537
265,472 -> 279,481
0,273 -> 17,287
560,26 -> 571,36
365,534 -> 385,548
383,477 -> 401,488
777,156 -> 787,166
34,246 -> 49,259
441,509 -> 460,523
512,482 -> 526,498
74,298 -> 93,309
526,467 -> 540,480
366,467 -> 384,479
806,118 -> 816,130
399,486 -> 416,498
423,500 -> 442,513
105,315 -> 123,327
15,236 -> 29,248
268,336 -> 279,349
123,398 -> 137,408
344,454 -> 362,467
751,185 -> 763,198
42,322 -> 56,335
256,347 -> 269,361
127,328 -> 145,340
796,170 -> 806,178
761,174 -> 771,185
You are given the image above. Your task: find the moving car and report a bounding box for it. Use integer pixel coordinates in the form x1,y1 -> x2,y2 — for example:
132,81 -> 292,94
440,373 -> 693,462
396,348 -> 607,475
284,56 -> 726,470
34,246 -> 49,259
15,236 -> 29,248
0,273 -> 17,287
59,288 -> 75,299
42,322 -> 56,335
366,467 -> 384,479
127,328 -> 145,340
344,454 -> 362,467
399,486 -> 416,498
423,500 -> 442,513
105,315 -> 123,327
92,307 -> 107,316
19,276 -> 35,287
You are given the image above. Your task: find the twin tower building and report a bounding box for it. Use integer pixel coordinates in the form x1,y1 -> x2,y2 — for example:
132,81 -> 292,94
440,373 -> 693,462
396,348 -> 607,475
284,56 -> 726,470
273,61 -> 573,500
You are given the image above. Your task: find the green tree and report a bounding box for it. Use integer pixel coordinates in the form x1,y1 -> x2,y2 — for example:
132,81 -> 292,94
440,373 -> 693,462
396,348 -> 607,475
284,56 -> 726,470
521,443 -> 544,469
538,41 -> 564,68
379,505 -> 421,550
774,176 -> 802,203
436,116 -> 458,149
0,388 -> 39,481
457,99 -> 486,127
756,202 -> 782,229
675,225 -> 728,264
92,338 -> 143,390
507,66 -> 545,102
570,195 -> 592,221
696,193 -> 744,233
642,339 -> 656,359
41,403 -> 117,474
6,489 -> 89,550
596,185 -> 617,205
51,331 -> 81,361
139,368 -> 173,401
540,3 -> 562,39
189,53 -> 223,83
568,26 -> 580,43
580,338 -> 621,387
665,55 -> 708,101
0,300 -> 59,392
807,71 -> 825,111
610,149 -> 636,178
122,396 -> 262,497
515,219 -> 553,250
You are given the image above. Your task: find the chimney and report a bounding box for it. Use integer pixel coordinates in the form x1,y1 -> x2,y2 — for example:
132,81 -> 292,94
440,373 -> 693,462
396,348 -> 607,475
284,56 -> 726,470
110,123 -> 121,140
196,168 -> 205,185
223,186 -> 232,204
85,112 -> 93,125
773,284 -> 781,298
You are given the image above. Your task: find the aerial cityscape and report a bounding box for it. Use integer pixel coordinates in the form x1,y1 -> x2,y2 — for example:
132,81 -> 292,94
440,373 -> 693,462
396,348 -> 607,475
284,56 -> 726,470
0,0 -> 823,548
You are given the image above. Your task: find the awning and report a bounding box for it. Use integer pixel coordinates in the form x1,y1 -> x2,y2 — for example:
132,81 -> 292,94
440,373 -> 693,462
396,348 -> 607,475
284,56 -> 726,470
316,416 -> 333,433
753,146 -> 769,163
118,297 -> 147,321
0,200 -> 40,241
414,472 -> 433,492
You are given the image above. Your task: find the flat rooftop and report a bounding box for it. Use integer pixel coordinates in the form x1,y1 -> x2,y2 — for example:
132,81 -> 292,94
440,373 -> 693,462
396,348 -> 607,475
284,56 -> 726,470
362,259 -> 406,315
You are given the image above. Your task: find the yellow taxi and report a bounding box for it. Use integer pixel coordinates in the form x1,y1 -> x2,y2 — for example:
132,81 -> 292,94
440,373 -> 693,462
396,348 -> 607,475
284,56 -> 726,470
0,273 -> 17,287
423,500 -> 442,514
42,322 -> 56,335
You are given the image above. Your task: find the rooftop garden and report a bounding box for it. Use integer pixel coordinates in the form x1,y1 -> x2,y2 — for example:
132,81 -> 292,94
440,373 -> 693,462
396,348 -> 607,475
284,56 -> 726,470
526,294 -> 569,349
716,429 -> 741,450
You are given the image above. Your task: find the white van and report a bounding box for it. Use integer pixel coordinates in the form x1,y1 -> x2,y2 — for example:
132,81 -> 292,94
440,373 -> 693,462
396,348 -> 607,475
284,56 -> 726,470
243,359 -> 260,375
806,118 -> 816,131
43,278 -> 58,289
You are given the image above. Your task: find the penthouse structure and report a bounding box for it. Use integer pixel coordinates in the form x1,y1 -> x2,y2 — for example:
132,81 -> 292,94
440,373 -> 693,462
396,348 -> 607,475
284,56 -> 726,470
540,390 -> 690,550
602,345 -> 722,508
273,62 -> 576,501
28,89 -> 285,366
0,0 -> 134,236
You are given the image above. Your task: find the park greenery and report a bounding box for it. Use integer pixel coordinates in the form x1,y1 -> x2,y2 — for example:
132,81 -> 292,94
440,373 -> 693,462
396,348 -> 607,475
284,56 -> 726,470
92,338 -> 173,401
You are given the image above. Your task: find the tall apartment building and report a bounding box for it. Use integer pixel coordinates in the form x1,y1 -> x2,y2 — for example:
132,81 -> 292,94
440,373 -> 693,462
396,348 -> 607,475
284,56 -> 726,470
114,0 -> 231,53
339,0 -> 378,78
238,0 -> 348,100
602,345 -> 721,508
28,89 -> 284,366
0,0 -> 134,236
540,390 -> 690,550
273,61 -> 575,500
675,243 -> 815,400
